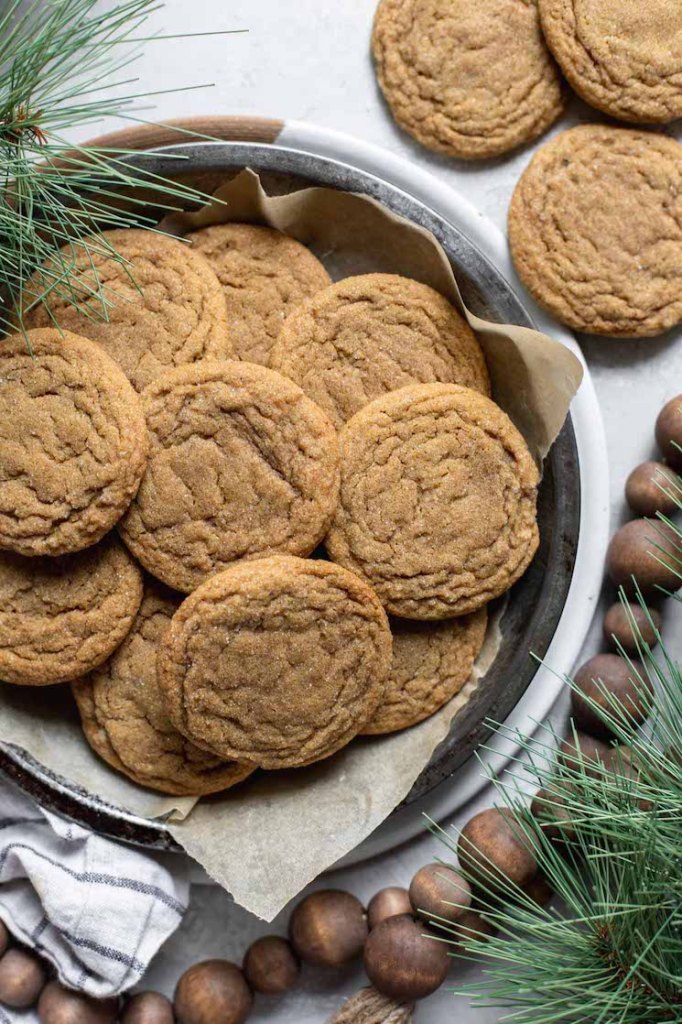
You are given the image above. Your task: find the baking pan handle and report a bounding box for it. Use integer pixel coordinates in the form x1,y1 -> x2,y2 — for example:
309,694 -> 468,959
82,115 -> 284,151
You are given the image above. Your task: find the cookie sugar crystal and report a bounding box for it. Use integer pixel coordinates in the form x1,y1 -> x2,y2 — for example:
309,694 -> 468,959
326,383 -> 539,619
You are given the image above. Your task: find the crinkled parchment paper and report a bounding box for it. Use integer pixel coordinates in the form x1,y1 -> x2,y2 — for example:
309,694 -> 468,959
0,170 -> 583,920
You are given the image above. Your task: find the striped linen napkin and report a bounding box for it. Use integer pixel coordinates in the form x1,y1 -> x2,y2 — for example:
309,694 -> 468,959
0,778 -> 189,1002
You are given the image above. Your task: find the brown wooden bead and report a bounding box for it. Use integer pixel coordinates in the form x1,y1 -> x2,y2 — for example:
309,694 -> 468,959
363,915 -> 449,1001
606,519 -> 680,597
450,909 -> 497,954
243,936 -> 299,995
0,922 -> 9,959
522,873 -> 554,907
289,890 -> 368,967
174,961 -> 251,1024
559,732 -> 613,776
38,981 -> 118,1024
656,396 -> 682,469
530,788 -> 575,841
605,746 -> 654,812
604,602 -> 662,653
458,808 -> 537,891
625,462 -> 677,517
367,888 -> 412,930
120,991 -> 174,1024
409,864 -> 472,925
0,948 -> 47,1008
572,654 -> 653,739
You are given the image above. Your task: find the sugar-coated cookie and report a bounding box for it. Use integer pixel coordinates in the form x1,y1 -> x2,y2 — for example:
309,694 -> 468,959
157,556 -> 393,769
372,0 -> 564,160
119,361 -> 340,593
326,384 -> 539,619
271,274 -> 489,429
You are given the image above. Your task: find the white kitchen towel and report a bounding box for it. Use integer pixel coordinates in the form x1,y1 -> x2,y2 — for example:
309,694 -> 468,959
0,777 -> 189,999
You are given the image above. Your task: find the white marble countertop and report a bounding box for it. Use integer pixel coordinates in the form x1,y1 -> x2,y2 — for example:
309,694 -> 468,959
69,2 -> 682,1020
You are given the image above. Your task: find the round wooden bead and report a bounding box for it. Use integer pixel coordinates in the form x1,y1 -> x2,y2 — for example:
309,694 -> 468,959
120,991 -> 174,1024
363,915 -> 449,1001
625,462 -> 677,517
559,732 -> 612,777
38,981 -> 118,1024
530,788 -> 575,841
522,873 -> 554,907
409,864 -> 472,925
604,602 -> 661,653
289,890 -> 368,967
367,888 -> 412,930
656,396 -> 682,469
243,936 -> 299,995
0,947 -> 47,1008
174,961 -> 252,1024
0,922 -> 9,958
457,808 -> 537,891
450,909 -> 496,954
606,519 -> 680,597
572,654 -> 653,739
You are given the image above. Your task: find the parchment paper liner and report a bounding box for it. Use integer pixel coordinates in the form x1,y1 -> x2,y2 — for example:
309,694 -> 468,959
0,170 -> 582,920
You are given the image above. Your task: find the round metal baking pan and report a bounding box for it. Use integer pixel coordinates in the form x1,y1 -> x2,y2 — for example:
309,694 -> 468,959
0,140 -> 580,850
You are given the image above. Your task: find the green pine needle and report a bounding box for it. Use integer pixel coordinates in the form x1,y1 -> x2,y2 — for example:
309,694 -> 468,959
0,0 -> 242,338
432,480 -> 682,1022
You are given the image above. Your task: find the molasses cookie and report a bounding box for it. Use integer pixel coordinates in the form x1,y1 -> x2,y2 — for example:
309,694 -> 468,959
0,535 -> 143,686
363,610 -> 487,734
0,329 -> 148,557
119,361 -> 340,593
372,0 -> 565,160
539,0 -> 682,124
326,383 -> 539,619
72,581 -> 254,796
509,126 -> 682,337
157,556 -> 392,769
23,229 -> 232,391
270,274 -> 489,429
189,223 -> 331,366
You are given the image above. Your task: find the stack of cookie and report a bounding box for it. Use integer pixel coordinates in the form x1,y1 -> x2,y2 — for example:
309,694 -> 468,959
371,0 -> 682,340
0,221 -> 539,797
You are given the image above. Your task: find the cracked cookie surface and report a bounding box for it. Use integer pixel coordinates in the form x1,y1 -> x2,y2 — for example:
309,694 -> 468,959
363,609 -> 487,734
326,383 -> 539,619
270,274 -> 490,430
0,534 -> 143,686
539,0 -> 682,124
23,229 -> 232,391
189,223 -> 331,366
509,125 -> 682,337
157,555 -> 393,769
0,329 -> 148,557
372,0 -> 564,160
119,361 -> 340,593
72,580 -> 254,795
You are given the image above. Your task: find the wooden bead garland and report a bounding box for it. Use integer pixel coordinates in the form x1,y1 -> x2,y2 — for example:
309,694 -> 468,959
363,915 -> 450,1002
603,602 -> 661,653
572,654 -> 652,739
0,948 -> 47,1008
243,936 -> 299,995
173,960 -> 252,1024
37,981 -> 118,1024
458,808 -> 537,890
289,890 -> 368,967
409,863 -> 472,924
120,991 -> 174,1024
367,888 -> 413,929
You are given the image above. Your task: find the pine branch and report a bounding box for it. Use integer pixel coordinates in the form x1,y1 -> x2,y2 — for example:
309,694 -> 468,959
0,0 -> 242,338
433,495 -> 682,1021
